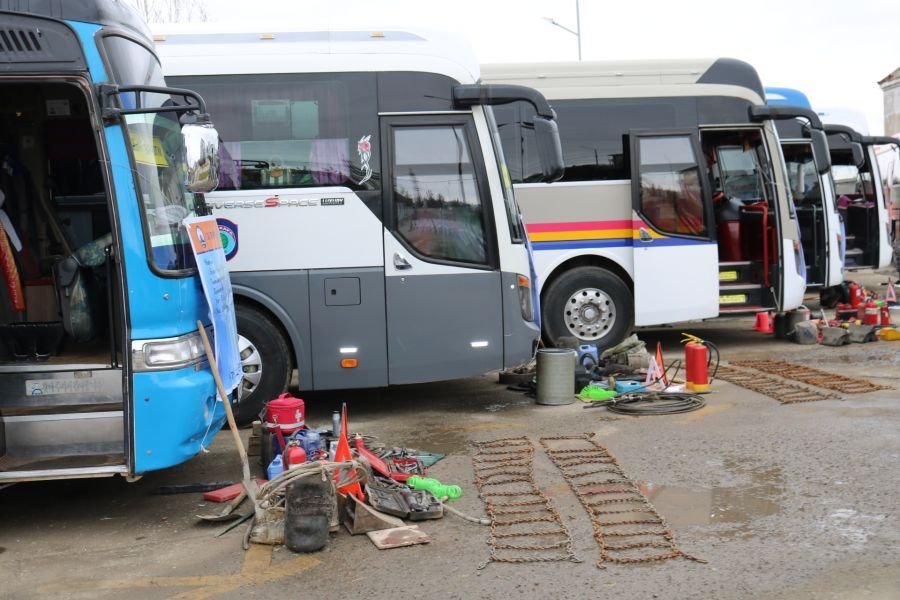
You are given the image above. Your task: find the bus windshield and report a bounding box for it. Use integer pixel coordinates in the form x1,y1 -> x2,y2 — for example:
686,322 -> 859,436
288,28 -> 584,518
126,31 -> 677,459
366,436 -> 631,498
104,35 -> 200,273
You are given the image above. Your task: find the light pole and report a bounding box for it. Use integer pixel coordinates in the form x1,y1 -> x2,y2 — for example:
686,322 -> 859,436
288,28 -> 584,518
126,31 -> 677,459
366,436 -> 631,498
542,0 -> 581,61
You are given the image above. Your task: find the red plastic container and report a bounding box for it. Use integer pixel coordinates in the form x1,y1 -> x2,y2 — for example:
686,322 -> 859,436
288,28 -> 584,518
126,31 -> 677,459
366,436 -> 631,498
264,393 -> 305,434
284,445 -> 307,468
863,300 -> 880,326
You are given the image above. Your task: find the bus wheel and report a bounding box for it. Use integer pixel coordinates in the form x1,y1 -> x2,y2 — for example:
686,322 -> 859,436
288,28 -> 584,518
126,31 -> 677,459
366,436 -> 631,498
234,307 -> 292,426
542,266 -> 633,350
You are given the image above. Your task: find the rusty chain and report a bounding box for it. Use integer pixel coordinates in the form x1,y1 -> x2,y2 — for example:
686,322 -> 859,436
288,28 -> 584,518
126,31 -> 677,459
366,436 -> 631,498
715,365 -> 838,404
473,436 -> 581,569
539,433 -> 705,567
730,360 -> 889,394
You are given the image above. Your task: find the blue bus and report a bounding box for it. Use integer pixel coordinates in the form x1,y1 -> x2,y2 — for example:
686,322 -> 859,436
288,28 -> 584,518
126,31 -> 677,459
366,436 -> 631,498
0,1 -> 226,484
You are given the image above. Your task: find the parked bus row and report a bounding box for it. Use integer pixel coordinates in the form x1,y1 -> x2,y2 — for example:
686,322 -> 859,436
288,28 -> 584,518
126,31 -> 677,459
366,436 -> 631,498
2,2 -> 894,484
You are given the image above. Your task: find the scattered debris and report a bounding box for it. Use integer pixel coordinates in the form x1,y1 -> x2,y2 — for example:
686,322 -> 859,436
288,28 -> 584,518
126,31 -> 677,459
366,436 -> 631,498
540,434 -> 704,566
367,525 -> 431,549
472,437 -> 580,568
730,360 -> 889,394
715,365 -> 839,404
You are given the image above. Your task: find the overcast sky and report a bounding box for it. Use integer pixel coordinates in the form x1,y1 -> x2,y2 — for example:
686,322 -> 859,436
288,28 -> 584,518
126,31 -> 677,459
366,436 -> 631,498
187,0 -> 900,135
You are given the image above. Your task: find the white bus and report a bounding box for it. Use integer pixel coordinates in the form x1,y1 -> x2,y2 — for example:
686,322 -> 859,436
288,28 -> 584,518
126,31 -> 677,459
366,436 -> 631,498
817,110 -> 896,270
765,87 -> 843,289
154,27 -> 564,421
483,60 -> 830,348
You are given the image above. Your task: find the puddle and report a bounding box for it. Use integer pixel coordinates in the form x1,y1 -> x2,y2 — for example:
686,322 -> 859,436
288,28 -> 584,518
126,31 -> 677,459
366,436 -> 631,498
393,428 -> 471,455
639,482 -> 782,527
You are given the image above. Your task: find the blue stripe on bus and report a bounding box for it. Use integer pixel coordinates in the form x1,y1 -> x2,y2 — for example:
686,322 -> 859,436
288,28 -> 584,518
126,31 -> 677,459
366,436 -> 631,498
532,238 -> 715,251
66,21 -> 108,82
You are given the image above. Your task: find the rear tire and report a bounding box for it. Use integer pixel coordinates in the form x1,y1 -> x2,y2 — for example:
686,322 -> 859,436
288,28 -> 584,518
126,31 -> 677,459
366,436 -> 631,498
234,306 -> 292,426
542,266 -> 633,350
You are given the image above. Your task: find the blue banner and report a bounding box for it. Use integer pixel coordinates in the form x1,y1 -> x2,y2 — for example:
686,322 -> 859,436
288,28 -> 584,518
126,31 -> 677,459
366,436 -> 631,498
184,216 -> 242,397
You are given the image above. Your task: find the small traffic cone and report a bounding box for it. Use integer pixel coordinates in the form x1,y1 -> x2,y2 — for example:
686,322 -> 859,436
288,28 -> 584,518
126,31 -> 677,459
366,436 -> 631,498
887,279 -> 897,305
644,356 -> 663,388
753,311 -> 773,334
655,342 -> 668,387
334,403 -> 364,501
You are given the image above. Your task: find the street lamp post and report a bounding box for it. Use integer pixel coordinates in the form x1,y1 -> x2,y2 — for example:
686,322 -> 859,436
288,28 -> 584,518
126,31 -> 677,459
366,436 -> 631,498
542,0 -> 581,61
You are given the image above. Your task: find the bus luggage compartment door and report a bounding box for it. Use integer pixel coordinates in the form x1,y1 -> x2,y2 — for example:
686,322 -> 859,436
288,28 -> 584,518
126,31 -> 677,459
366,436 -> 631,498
630,132 -> 719,325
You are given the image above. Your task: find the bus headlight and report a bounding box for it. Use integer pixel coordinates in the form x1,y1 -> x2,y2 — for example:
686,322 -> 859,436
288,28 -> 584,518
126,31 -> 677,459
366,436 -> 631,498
132,330 -> 208,371
517,274 -> 534,322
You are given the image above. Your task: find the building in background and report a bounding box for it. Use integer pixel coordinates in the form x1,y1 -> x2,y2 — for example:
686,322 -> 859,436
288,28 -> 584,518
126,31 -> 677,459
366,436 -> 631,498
879,67 -> 900,136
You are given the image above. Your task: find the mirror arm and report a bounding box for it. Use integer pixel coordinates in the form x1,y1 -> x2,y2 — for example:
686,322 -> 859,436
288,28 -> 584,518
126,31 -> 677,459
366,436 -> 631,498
453,84 -> 556,120
98,83 -> 207,123
750,105 -> 824,130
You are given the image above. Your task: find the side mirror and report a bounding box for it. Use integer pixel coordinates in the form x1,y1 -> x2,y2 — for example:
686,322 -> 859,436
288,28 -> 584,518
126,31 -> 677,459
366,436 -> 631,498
850,142 -> 865,169
809,129 -> 831,175
182,121 -> 220,193
533,116 -> 564,182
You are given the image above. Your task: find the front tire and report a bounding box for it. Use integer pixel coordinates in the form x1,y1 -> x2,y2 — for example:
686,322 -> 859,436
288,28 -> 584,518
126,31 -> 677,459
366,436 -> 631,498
233,306 -> 292,426
542,266 -> 633,350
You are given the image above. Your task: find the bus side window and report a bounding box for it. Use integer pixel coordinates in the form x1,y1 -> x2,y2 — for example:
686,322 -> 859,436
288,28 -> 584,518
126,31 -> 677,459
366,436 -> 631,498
637,135 -> 708,237
391,124 -> 488,265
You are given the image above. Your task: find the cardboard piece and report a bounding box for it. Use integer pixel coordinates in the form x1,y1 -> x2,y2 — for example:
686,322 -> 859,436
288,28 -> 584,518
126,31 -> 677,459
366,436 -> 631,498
366,525 -> 431,549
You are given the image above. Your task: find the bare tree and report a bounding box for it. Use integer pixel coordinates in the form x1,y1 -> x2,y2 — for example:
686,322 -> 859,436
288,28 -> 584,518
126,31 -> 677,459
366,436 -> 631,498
127,0 -> 209,24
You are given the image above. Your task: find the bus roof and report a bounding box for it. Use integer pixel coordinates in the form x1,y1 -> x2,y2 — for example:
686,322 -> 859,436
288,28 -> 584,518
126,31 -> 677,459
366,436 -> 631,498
0,0 -> 151,40
481,58 -> 765,104
765,87 -> 813,109
152,25 -> 480,84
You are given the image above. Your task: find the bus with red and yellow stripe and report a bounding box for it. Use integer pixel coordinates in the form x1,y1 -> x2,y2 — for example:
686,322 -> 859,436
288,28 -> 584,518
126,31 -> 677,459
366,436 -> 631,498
484,59 -> 831,348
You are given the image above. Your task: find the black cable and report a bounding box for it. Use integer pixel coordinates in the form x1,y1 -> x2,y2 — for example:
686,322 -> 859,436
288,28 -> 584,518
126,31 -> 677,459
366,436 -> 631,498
603,392 -> 706,416
705,340 -> 721,382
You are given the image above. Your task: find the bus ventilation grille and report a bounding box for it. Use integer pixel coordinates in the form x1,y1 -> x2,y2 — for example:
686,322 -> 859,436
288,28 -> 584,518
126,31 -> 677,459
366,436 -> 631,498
0,28 -> 44,55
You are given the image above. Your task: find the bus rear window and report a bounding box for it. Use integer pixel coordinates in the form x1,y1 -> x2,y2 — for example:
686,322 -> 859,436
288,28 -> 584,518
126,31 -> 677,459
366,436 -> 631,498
167,73 -> 380,192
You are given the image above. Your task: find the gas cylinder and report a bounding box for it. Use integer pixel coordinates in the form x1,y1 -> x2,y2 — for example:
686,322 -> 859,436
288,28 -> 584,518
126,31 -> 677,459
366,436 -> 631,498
863,300 -> 880,326
848,282 -> 863,308
684,342 -> 710,393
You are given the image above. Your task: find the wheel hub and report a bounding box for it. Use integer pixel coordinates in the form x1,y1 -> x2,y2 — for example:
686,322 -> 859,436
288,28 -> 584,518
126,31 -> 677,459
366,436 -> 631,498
564,288 -> 616,341
238,334 -> 263,396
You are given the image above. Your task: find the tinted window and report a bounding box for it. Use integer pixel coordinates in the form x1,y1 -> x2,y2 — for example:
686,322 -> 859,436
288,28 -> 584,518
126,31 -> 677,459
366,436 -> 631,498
637,135 -> 707,237
104,35 -> 165,87
377,72 -> 457,112
168,73 -> 379,192
392,125 -> 488,264
782,143 -> 821,205
493,98 -> 691,183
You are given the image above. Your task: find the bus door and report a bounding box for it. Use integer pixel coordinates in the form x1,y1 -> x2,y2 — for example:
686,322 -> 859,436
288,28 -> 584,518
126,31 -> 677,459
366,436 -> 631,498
381,115 -> 504,384
629,131 -> 719,325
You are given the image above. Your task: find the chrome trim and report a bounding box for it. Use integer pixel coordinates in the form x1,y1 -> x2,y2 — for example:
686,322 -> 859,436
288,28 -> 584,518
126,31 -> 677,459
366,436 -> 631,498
0,465 -> 126,483
2,411 -> 123,423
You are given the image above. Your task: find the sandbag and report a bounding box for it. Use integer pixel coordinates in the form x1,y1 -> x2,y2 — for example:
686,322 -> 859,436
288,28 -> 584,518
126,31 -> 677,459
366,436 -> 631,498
790,321 -> 818,345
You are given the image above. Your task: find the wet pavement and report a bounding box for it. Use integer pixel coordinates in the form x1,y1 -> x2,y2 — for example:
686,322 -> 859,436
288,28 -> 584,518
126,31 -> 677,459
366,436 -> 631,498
2,270 -> 900,599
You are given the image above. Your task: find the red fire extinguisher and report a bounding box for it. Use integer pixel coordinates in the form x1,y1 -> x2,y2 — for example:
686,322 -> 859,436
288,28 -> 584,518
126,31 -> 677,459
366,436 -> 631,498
681,334 -> 713,393
848,282 -> 863,308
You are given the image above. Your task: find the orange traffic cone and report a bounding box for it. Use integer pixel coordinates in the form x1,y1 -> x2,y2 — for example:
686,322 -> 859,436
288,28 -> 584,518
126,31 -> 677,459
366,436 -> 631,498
753,311 -> 773,333
334,403 -> 365,501
655,342 -> 668,387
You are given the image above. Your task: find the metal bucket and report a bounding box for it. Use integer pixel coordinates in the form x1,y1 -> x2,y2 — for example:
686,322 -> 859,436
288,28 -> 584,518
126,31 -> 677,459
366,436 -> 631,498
536,348 -> 577,405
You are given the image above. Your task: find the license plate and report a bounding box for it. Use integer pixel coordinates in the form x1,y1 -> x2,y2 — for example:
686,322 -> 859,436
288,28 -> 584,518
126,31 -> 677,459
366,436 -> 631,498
719,294 -> 748,305
719,270 -> 738,282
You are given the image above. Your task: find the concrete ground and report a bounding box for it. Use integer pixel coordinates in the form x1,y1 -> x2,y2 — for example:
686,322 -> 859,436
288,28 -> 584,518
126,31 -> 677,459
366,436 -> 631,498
2,269 -> 899,599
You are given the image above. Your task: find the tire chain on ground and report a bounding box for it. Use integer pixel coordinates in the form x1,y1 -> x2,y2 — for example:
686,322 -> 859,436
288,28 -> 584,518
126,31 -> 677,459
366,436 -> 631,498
539,433 -> 705,567
730,360 -> 889,394
715,365 -> 839,404
472,437 -> 581,568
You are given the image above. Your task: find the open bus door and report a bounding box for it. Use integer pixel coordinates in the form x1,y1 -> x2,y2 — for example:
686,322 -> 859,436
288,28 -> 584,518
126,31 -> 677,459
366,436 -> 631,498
629,131 -> 719,325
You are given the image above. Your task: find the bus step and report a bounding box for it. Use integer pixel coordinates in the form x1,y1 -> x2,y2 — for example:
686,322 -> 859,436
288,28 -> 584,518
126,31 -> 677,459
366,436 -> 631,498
718,261 -> 761,285
0,368 -> 122,416
719,285 -> 765,309
0,410 -> 124,473
844,247 -> 864,257
718,305 -> 774,314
